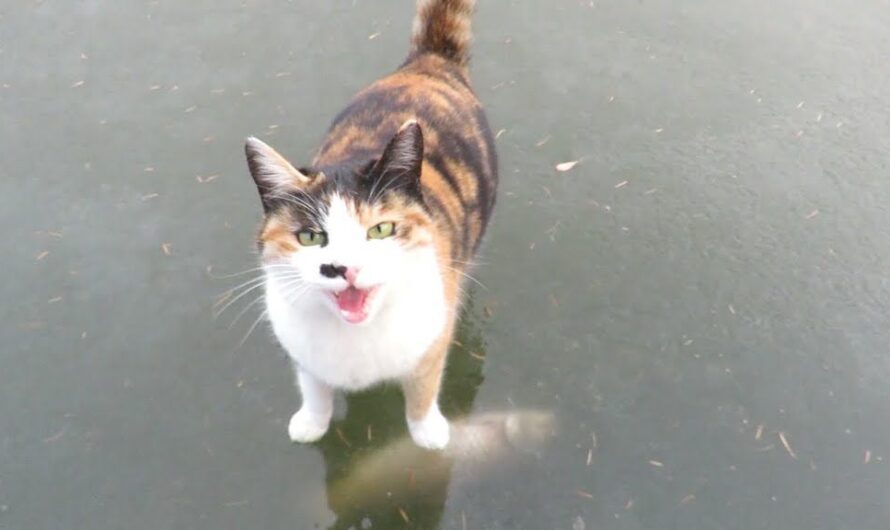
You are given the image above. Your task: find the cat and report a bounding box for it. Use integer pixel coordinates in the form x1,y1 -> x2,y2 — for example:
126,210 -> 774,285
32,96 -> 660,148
244,0 -> 497,450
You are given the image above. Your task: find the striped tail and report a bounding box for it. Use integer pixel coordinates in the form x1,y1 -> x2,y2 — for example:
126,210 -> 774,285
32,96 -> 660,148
410,0 -> 476,66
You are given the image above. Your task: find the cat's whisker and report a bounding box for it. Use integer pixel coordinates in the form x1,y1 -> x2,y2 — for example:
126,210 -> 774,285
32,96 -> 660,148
210,264 -> 291,279
213,276 -> 267,311
279,192 -> 325,219
262,264 -> 297,272
296,196 -> 324,218
215,271 -> 299,306
279,280 -> 309,305
265,270 -> 303,281
368,171 -> 398,205
284,285 -> 311,306
450,258 -> 487,268
237,309 -> 269,348
278,194 -> 312,211
446,265 -> 488,291
456,284 -> 468,302
213,268 -> 298,305
229,278 -> 306,339
229,294 -> 266,329
370,174 -> 409,204
217,275 -> 266,298
268,274 -> 305,289
214,280 -> 269,319
209,267 -> 266,280
277,277 -> 306,294
367,176 -> 381,204
213,290 -> 234,311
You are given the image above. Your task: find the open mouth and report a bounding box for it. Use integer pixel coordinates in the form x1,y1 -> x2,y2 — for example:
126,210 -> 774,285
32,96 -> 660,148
332,286 -> 377,324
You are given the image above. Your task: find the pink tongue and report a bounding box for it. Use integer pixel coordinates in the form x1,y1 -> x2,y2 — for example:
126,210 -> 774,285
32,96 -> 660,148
336,287 -> 367,314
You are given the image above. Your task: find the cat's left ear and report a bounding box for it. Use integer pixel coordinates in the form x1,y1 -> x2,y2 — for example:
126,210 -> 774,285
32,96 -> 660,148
245,137 -> 312,212
369,120 -> 424,200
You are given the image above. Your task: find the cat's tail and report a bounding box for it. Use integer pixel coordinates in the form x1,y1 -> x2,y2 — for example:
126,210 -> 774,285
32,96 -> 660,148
410,0 -> 476,66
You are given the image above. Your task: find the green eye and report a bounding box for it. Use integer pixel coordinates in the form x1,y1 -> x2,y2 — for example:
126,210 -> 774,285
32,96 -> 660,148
367,222 -> 395,240
297,230 -> 326,246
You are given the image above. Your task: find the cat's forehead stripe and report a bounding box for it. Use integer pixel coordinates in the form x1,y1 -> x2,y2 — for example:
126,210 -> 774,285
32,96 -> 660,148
323,195 -> 364,238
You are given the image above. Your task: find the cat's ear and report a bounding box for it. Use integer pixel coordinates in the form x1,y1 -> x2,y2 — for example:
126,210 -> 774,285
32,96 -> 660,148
245,137 -> 312,211
369,120 -> 424,200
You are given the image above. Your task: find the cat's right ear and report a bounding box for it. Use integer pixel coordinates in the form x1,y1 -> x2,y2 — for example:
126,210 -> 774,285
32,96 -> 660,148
245,137 -> 312,212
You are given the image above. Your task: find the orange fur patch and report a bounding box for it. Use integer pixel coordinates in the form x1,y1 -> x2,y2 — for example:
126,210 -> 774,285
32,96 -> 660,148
260,212 -> 298,258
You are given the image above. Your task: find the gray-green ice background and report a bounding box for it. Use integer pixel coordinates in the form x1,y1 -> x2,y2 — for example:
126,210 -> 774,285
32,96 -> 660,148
2,0 -> 890,528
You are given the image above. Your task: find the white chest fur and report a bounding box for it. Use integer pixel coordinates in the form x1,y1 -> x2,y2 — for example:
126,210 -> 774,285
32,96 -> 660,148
264,256 -> 447,391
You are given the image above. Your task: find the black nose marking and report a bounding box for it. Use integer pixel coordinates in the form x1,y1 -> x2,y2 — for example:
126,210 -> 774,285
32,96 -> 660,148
320,264 -> 347,279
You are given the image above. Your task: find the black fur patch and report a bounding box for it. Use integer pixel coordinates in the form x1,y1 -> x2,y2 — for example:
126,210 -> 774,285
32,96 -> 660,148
267,127 -> 427,231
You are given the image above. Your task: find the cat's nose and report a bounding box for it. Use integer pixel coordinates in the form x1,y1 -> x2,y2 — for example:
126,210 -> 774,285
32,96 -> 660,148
344,267 -> 360,285
319,264 -> 347,279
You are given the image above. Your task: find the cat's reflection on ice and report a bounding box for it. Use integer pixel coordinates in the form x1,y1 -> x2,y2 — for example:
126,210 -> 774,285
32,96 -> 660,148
300,408 -> 556,529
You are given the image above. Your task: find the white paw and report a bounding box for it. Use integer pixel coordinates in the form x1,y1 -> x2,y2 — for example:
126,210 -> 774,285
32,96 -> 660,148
288,409 -> 330,443
408,409 -> 450,450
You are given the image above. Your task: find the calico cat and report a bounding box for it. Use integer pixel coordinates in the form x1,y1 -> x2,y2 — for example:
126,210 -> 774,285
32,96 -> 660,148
244,0 -> 497,449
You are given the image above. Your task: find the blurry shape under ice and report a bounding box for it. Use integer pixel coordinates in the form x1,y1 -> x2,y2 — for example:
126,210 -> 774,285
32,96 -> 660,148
329,410 -> 557,512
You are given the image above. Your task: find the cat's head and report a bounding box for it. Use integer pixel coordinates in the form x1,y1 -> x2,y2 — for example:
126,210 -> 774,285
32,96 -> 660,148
245,121 -> 437,325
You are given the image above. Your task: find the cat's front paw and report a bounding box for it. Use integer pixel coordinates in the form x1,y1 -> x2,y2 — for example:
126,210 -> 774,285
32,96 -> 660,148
288,409 -> 330,443
407,409 -> 450,450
